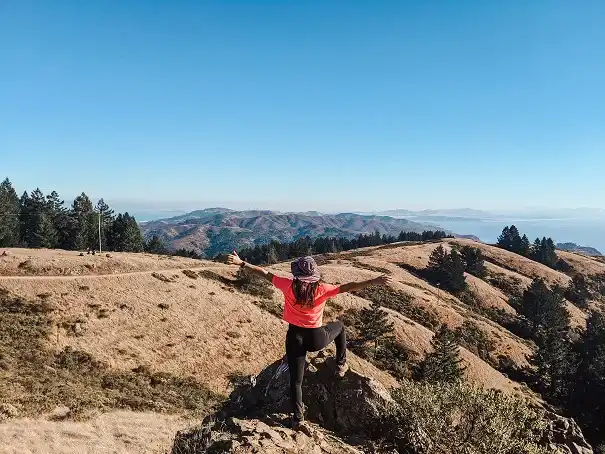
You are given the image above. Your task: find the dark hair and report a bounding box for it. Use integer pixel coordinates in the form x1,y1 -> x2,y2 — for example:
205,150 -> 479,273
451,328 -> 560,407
292,279 -> 320,308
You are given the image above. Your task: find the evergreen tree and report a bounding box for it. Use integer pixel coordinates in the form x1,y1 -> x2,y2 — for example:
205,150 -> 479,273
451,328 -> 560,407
565,274 -> 591,308
144,234 -> 168,254
520,234 -> 531,257
354,301 -> 395,351
533,329 -> 576,401
509,225 -> 523,254
447,249 -> 467,292
95,198 -> 115,250
20,188 -> 58,248
427,244 -> 448,273
497,225 -> 525,255
70,193 -> 95,250
497,226 -> 513,250
530,238 -> 543,262
520,279 -> 570,334
0,178 -> 20,247
416,325 -> 465,383
46,191 -> 68,248
571,312 -> 605,444
18,191 -> 29,244
426,245 -> 467,293
544,237 -> 558,268
460,246 -> 486,277
521,278 -> 575,400
119,213 -> 144,252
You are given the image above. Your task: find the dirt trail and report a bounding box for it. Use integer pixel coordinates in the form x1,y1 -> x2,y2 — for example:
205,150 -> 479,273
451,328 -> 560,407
0,267 -> 212,281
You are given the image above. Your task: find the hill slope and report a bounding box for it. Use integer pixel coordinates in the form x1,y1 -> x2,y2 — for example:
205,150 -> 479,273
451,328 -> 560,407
139,209 -> 439,257
0,241 -> 602,453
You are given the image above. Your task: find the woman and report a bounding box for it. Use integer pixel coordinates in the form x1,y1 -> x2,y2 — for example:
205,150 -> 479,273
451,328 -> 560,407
226,251 -> 392,430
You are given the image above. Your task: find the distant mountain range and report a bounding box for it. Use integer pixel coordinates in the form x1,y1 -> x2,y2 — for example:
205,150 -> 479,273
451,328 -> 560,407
139,208 -> 441,257
556,242 -> 602,257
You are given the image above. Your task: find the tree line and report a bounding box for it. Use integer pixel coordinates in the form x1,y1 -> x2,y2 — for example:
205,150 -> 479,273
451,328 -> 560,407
0,178 -> 144,252
513,278 -> 605,447
497,225 -> 558,268
236,230 -> 450,265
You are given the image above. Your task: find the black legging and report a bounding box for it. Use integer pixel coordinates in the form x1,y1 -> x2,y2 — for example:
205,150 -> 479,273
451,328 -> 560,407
285,321 -> 347,422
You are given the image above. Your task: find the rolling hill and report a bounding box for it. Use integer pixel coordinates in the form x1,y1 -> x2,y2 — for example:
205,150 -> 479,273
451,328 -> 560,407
1,238 -> 603,452
139,208 -> 441,257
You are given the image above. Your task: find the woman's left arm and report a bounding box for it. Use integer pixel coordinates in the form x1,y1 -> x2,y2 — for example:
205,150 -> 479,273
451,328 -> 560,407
338,275 -> 392,294
226,251 -> 274,282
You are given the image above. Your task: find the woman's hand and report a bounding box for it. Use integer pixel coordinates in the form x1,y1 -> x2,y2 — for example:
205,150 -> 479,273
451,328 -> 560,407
227,251 -> 244,267
373,274 -> 393,286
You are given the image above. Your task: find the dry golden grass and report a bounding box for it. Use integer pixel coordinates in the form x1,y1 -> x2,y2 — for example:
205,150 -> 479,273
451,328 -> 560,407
2,240 -> 593,451
0,248 -> 204,277
0,411 -> 188,454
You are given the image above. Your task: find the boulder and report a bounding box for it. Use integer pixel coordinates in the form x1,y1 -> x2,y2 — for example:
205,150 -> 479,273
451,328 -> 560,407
172,416 -> 366,454
172,354 -> 394,453
222,353 -> 394,439
541,412 -> 593,454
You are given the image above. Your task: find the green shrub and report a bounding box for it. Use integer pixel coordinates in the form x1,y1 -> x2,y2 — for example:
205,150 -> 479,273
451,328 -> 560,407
356,285 -> 440,330
234,268 -> 274,300
382,380 -> 549,454
453,320 -> 495,364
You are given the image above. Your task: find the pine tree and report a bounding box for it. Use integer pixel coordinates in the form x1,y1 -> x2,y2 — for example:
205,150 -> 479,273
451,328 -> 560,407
426,245 -> 467,293
509,225 -> 523,254
520,234 -> 531,257
0,178 -> 20,247
571,312 -> 605,443
565,274 -> 591,308
497,226 -> 513,250
70,193 -> 95,250
18,191 -> 29,245
121,213 -> 144,252
20,188 -> 58,248
447,249 -> 467,292
530,238 -> 543,263
354,301 -> 395,351
95,198 -> 115,250
520,279 -> 570,334
428,244 -> 448,273
144,234 -> 168,254
416,325 -> 465,383
46,191 -> 68,248
460,246 -> 486,277
544,238 -> 558,268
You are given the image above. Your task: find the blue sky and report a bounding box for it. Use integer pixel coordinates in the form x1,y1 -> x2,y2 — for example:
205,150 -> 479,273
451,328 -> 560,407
1,0 -> 603,213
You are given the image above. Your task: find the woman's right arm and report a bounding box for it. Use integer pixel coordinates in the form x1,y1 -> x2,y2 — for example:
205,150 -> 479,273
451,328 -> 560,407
226,251 -> 274,282
339,275 -> 392,294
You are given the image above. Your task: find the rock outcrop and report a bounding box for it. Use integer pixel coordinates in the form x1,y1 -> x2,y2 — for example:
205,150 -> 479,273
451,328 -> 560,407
172,352 -> 391,453
172,353 -> 594,454
542,412 -> 594,454
172,415 -> 365,454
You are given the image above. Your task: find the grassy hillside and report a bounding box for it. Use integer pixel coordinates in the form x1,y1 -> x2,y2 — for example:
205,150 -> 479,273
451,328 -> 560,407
0,239 -> 603,453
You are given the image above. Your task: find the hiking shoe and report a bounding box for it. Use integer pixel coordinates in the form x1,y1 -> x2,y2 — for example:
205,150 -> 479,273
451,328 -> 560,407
291,419 -> 313,437
336,363 -> 349,377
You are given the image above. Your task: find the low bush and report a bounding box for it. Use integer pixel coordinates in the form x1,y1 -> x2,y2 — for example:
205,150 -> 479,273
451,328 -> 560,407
356,285 -> 441,330
381,380 -> 549,454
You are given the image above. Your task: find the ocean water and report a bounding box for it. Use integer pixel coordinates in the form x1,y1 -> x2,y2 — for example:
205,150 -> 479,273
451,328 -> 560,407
420,218 -> 605,254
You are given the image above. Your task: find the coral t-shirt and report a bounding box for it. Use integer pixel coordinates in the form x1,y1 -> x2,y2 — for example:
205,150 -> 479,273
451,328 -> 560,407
272,276 -> 341,328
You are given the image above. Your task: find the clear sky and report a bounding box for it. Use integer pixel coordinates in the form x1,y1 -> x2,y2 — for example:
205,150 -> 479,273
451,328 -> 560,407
1,0 -> 603,213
